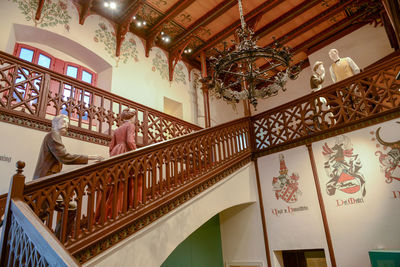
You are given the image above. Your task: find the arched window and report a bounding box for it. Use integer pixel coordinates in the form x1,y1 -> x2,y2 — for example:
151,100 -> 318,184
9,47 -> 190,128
14,43 -> 97,121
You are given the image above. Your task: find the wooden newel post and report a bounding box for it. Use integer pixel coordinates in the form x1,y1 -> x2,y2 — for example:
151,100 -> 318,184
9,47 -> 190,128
0,161 -> 26,263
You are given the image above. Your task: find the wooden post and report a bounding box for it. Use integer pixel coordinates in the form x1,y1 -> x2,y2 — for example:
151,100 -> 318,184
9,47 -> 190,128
253,158 -> 272,267
200,51 -> 211,128
306,144 -> 337,267
0,161 -> 26,263
38,73 -> 51,118
381,0 -> 400,47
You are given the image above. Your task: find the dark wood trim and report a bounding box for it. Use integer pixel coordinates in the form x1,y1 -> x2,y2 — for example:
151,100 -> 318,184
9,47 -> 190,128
262,0 -> 357,49
254,159 -> 272,267
382,0 -> 400,46
115,0 -> 145,57
0,51 -> 201,130
191,0 -> 281,58
146,0 -> 196,38
78,0 -> 93,25
255,0 -> 321,40
0,161 -> 26,263
170,0 -> 238,50
71,156 -> 252,261
306,144 -> 336,267
35,0 -> 45,21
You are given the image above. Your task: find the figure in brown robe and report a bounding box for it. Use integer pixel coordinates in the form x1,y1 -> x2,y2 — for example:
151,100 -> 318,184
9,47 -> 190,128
33,114 -> 103,179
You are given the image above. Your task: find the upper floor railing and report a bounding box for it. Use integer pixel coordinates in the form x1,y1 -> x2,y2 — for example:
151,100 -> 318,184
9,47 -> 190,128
0,51 -> 201,147
0,53 -> 399,265
252,55 -> 400,155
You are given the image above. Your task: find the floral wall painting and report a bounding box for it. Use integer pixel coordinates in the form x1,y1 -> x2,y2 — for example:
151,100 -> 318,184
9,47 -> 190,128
322,135 -> 366,198
10,0 -> 71,30
173,63 -> 187,85
94,21 -> 139,67
152,50 -> 169,81
371,122 -> 400,184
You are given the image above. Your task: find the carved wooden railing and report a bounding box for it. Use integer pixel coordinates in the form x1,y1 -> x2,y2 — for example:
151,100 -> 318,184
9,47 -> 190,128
20,118 -> 251,262
1,55 -> 399,265
0,162 -> 79,267
252,55 -> 400,155
0,51 -> 201,147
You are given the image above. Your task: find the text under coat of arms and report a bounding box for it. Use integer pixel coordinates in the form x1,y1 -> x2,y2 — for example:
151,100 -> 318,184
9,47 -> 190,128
272,154 -> 302,203
373,123 -> 400,184
322,135 -> 366,197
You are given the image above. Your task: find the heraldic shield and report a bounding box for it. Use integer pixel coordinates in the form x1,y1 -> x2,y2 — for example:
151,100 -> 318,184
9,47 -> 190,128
272,154 -> 302,203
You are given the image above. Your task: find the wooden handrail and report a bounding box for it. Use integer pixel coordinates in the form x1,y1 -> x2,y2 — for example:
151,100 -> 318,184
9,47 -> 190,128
0,53 -> 399,265
0,162 -> 79,266
0,50 -> 201,147
20,117 -> 251,262
252,55 -> 400,155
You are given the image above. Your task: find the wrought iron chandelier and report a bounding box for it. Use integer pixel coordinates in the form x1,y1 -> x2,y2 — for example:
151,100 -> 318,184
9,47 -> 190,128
203,0 -> 301,109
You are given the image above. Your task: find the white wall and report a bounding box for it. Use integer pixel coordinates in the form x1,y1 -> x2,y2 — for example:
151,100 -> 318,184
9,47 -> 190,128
308,24 -> 394,87
83,163 -> 266,267
255,118 -> 400,267
312,119 -> 400,267
220,203 -> 268,267
258,146 -> 330,267
0,121 -> 108,195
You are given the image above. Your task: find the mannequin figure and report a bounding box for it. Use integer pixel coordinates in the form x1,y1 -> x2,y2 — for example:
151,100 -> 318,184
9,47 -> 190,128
310,61 -> 325,91
329,48 -> 360,83
33,115 -> 103,179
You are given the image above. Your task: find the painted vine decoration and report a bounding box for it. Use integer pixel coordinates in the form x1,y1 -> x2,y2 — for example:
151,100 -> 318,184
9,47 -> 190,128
152,51 -> 169,80
174,64 -> 187,85
11,0 -> 71,29
152,51 -> 187,84
94,22 -> 139,67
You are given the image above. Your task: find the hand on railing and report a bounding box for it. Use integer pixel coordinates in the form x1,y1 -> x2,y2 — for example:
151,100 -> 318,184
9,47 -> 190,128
88,155 -> 105,162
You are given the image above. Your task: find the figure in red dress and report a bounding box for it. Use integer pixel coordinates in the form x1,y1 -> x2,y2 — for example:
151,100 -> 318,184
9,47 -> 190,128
95,109 -> 141,221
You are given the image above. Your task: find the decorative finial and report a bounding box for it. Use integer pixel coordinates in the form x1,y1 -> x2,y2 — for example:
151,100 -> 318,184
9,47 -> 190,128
16,161 -> 25,174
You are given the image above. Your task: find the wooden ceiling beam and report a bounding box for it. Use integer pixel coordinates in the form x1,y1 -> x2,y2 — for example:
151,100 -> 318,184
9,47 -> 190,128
146,0 -> 196,37
258,8 -> 370,71
254,0 -> 321,40
35,0 -> 45,21
79,0 -> 94,25
263,0 -> 357,49
144,0 -> 195,57
170,0 -> 238,51
191,0 -> 281,58
115,0 -> 145,57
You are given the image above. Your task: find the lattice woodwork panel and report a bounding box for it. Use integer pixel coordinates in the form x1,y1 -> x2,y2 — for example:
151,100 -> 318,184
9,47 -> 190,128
6,213 -> 50,267
0,52 -> 201,146
253,58 -> 400,151
23,119 -> 250,255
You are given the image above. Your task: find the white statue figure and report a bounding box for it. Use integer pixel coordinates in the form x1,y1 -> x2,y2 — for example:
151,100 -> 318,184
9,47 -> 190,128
309,61 -> 334,126
310,61 -> 325,91
328,48 -> 360,83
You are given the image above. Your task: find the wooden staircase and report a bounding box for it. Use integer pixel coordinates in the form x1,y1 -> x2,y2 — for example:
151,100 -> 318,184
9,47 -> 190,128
0,54 -> 399,266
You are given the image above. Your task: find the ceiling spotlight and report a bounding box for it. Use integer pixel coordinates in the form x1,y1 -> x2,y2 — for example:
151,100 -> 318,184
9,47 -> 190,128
109,2 -> 117,9
143,21 -> 147,26
136,21 -> 142,27
165,37 -> 170,43
133,16 -> 136,20
161,31 -> 164,35
104,2 -> 109,7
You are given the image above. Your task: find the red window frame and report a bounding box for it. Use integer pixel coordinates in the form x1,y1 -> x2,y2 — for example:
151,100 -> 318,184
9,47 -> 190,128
13,43 -> 97,122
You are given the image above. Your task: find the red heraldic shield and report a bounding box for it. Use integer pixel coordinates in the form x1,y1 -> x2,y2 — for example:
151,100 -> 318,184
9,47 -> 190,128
278,183 -> 299,203
338,171 -> 360,194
